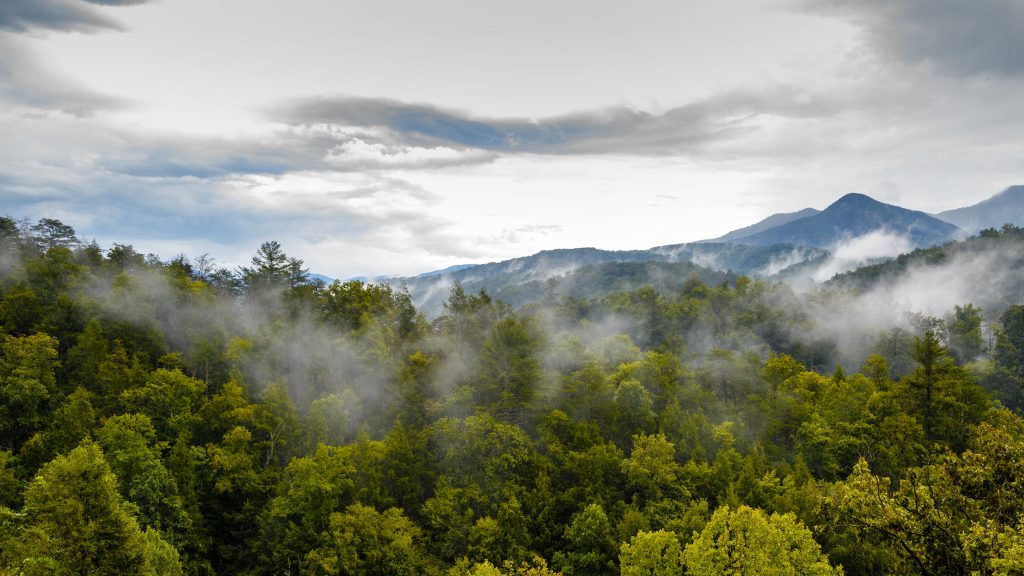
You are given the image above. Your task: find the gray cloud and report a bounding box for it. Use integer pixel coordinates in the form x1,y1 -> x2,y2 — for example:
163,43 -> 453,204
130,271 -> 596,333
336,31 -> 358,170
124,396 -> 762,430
271,88 -> 841,157
0,36 -> 125,114
83,0 -> 153,5
803,0 -> 1024,77
0,0 -> 122,33
0,108 -> 488,272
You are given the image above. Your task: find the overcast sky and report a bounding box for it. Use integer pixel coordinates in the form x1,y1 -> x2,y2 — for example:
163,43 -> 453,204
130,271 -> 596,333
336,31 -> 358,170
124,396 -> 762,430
2,0 -> 1023,278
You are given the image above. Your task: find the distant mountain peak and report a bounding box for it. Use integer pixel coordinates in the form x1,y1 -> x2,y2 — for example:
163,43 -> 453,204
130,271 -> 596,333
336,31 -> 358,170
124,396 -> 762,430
828,192 -> 880,208
717,192 -> 959,249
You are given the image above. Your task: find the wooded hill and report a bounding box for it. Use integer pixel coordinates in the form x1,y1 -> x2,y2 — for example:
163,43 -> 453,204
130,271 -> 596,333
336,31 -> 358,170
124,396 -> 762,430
1,216 -> 1023,575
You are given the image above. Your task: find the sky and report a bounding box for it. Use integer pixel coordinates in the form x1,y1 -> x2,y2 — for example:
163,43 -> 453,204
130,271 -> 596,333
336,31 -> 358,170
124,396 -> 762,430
1,0 -> 1023,278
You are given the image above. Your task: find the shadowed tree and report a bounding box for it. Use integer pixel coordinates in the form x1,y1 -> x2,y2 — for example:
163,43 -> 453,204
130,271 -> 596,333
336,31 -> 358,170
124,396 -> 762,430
28,218 -> 78,252
1,441 -> 181,575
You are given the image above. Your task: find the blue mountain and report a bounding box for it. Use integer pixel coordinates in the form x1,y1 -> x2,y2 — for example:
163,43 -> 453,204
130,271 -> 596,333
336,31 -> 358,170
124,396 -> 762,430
701,207 -> 820,243
728,193 -> 961,248
935,185 -> 1024,233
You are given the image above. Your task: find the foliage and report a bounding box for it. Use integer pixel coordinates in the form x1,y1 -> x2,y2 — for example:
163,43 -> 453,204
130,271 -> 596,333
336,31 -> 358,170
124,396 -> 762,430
0,225 -> 1022,575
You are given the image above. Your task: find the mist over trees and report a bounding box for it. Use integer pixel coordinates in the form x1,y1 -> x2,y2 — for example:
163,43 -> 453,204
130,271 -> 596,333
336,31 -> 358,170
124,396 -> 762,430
1,216 -> 1024,575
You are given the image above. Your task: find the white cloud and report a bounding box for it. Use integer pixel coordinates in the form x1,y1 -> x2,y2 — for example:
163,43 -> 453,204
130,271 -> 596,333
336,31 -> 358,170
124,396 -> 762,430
324,138 -> 494,170
812,230 -> 914,282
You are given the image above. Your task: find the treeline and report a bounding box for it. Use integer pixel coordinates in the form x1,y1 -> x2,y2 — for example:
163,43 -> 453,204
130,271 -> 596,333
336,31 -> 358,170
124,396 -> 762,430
1,217 -> 1023,575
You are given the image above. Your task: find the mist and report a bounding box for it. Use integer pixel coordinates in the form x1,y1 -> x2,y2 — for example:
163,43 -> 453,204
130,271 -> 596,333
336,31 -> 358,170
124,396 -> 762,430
811,231 -> 913,282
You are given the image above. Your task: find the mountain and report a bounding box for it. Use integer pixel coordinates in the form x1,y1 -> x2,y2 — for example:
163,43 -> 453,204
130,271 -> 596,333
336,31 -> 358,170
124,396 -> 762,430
386,243 -> 827,316
935,185 -> 1024,233
701,207 -> 820,243
730,193 -> 961,249
415,263 -> 478,278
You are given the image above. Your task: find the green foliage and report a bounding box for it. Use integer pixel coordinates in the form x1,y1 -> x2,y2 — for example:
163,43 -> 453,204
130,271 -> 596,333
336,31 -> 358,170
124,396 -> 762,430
96,414 -> 190,537
0,333 -> 59,449
551,503 -> 616,576
238,240 -> 309,292
619,530 -> 683,576
477,316 -> 542,424
823,417 -> 1024,576
305,503 -> 438,576
2,219 -> 1024,575
947,303 -> 984,364
683,505 -> 841,576
121,368 -> 206,440
1,441 -> 182,575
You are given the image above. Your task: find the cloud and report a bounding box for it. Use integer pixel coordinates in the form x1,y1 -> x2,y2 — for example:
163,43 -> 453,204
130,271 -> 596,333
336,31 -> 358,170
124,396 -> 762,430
323,138 -> 496,170
83,0 -> 153,5
0,35 -> 126,115
0,0 -> 123,33
801,0 -> 1024,78
811,230 -> 914,282
270,88 -> 842,157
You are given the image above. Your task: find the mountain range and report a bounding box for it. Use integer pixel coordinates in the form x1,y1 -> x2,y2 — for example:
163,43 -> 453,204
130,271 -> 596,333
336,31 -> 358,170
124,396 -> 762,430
705,193 -> 960,248
377,185 -> 1022,315
387,243 -> 827,315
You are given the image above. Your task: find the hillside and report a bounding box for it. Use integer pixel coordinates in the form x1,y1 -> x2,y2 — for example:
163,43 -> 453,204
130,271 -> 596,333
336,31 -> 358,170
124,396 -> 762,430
700,207 -> 820,243
392,243 -> 827,315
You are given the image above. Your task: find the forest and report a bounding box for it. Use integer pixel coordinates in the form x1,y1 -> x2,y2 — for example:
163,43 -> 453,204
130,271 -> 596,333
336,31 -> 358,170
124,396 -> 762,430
1,216 -> 1023,575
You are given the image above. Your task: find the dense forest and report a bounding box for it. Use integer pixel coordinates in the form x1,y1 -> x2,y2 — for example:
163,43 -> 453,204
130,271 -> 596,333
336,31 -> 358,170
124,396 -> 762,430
1,216 -> 1024,575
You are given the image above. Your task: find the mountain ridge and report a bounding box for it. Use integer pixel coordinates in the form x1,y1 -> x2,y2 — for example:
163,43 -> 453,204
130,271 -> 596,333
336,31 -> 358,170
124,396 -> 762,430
700,207 -> 821,243
935,185 -> 1024,232
721,193 -> 961,249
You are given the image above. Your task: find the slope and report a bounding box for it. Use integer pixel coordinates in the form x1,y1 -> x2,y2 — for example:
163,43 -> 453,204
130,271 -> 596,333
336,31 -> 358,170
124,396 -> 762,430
701,207 -> 820,243
935,185 -> 1024,233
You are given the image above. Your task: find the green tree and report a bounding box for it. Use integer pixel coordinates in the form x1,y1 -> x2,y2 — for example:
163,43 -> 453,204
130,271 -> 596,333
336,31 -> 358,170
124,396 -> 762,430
239,241 -> 309,291
0,333 -> 59,450
306,390 -> 362,448
120,368 -> 206,441
477,316 -> 542,424
1,441 -> 181,575
946,304 -> 984,364
551,503 -> 616,576
456,556 -> 562,576
305,503 -> 438,576
0,448 -> 19,508
466,494 -> 531,566
18,387 -> 96,472
991,305 -> 1024,409
683,505 -> 840,576
902,330 -> 988,449
95,414 -> 190,538
619,530 -> 683,576
823,418 -> 1024,576
28,218 -> 78,252
622,433 -> 686,504
263,444 -> 357,573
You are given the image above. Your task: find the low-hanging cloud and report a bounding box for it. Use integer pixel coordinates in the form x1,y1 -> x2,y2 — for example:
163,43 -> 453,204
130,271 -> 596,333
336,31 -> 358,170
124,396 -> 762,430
811,230 -> 914,282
